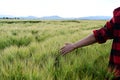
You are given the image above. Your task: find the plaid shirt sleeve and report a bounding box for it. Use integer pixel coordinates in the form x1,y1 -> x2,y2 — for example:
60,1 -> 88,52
93,7 -> 120,77
93,19 -> 114,43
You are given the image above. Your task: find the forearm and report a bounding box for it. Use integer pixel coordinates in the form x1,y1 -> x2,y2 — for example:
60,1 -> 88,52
60,33 -> 97,55
73,33 -> 97,49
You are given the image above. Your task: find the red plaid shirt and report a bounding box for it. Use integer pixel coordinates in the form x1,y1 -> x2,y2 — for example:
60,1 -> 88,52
93,7 -> 120,77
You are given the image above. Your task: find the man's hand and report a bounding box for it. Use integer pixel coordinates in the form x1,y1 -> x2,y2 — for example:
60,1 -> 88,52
60,34 -> 96,55
60,43 -> 76,55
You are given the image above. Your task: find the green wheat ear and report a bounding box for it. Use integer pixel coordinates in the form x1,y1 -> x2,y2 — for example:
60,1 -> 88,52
54,52 -> 61,80
54,52 -> 61,68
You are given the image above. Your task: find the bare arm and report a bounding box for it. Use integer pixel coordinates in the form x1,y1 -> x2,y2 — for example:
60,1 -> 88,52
60,33 -> 97,55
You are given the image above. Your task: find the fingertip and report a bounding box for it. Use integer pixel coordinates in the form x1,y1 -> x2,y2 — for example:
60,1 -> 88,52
65,43 -> 70,45
60,47 -> 65,50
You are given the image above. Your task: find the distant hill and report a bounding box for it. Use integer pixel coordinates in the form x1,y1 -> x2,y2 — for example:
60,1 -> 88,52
20,16 -> 38,19
0,15 -> 112,20
78,16 -> 112,20
40,16 -> 63,20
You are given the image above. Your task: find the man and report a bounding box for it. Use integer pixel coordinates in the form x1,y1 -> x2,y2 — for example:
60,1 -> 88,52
60,7 -> 120,80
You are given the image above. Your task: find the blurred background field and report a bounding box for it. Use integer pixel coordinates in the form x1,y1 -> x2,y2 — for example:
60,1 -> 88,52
0,20 -> 113,80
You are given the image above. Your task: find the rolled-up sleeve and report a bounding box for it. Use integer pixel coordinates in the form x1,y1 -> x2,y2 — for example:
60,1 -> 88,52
93,19 -> 114,44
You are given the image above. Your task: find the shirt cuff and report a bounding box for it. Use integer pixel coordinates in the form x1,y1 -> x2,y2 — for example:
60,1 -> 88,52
93,30 -> 105,44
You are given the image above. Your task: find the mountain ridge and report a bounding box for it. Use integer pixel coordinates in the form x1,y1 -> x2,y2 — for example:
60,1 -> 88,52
0,15 -> 112,20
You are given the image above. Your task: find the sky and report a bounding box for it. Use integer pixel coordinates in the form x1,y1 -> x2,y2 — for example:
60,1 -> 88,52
0,0 -> 120,18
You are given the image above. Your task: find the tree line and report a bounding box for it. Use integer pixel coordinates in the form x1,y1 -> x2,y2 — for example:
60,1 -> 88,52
0,17 -> 20,19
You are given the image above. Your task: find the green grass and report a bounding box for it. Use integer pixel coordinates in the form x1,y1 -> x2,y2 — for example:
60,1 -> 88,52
0,20 -> 114,80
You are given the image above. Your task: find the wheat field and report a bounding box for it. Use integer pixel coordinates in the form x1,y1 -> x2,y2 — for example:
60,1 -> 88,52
0,20 -> 113,80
